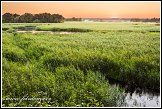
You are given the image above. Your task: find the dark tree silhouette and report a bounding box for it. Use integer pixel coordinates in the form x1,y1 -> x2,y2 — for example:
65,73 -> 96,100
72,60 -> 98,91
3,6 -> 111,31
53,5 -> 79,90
19,13 -> 34,23
2,12 -> 65,23
2,13 -> 14,23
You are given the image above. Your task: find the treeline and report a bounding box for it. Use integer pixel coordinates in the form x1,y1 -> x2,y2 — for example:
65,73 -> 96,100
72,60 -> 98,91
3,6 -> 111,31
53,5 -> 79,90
130,18 -> 160,22
2,13 -> 64,23
65,17 -> 82,21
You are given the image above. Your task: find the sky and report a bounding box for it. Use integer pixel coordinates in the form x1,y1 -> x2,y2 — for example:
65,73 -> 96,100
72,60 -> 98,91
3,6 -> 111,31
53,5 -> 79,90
2,2 -> 160,18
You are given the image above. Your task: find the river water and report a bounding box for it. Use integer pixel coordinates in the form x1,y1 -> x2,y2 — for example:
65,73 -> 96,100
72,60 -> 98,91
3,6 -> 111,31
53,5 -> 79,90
16,30 -> 76,34
108,79 -> 160,107
122,90 -> 160,107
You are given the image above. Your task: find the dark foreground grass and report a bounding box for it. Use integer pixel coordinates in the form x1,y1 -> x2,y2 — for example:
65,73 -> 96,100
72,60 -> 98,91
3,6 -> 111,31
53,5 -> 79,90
2,22 -> 160,107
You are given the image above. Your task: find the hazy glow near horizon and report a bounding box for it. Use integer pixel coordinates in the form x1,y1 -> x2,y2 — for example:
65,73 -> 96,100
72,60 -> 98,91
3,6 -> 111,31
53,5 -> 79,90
2,2 -> 160,18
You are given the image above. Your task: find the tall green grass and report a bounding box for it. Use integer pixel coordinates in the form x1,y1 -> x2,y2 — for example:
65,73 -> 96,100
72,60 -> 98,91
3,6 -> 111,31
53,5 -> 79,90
2,22 -> 160,107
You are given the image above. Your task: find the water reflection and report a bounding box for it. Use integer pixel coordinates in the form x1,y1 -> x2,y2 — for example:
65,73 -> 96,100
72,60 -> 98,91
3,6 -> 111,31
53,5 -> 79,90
108,78 -> 160,107
122,90 -> 160,107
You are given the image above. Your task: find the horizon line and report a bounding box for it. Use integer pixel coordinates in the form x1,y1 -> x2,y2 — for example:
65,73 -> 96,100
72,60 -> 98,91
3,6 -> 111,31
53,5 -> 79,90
2,12 -> 160,19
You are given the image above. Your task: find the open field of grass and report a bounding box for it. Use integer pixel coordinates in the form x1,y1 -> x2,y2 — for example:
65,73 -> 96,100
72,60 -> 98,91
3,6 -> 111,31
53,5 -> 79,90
2,22 -> 160,107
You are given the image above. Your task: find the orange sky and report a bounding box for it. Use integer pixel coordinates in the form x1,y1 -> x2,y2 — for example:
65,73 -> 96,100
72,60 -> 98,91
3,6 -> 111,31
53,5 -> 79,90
2,2 -> 160,18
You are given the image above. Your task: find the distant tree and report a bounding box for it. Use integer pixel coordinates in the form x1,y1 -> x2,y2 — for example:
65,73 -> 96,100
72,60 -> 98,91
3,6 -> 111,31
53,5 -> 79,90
59,15 -> 65,23
19,13 -> 34,23
33,13 -> 50,23
41,13 -> 51,23
14,16 -> 20,23
33,19 -> 41,23
13,13 -> 20,18
34,14 -> 42,22
2,13 -> 14,23
66,17 -> 82,21
52,14 -> 64,23
13,14 -> 20,23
